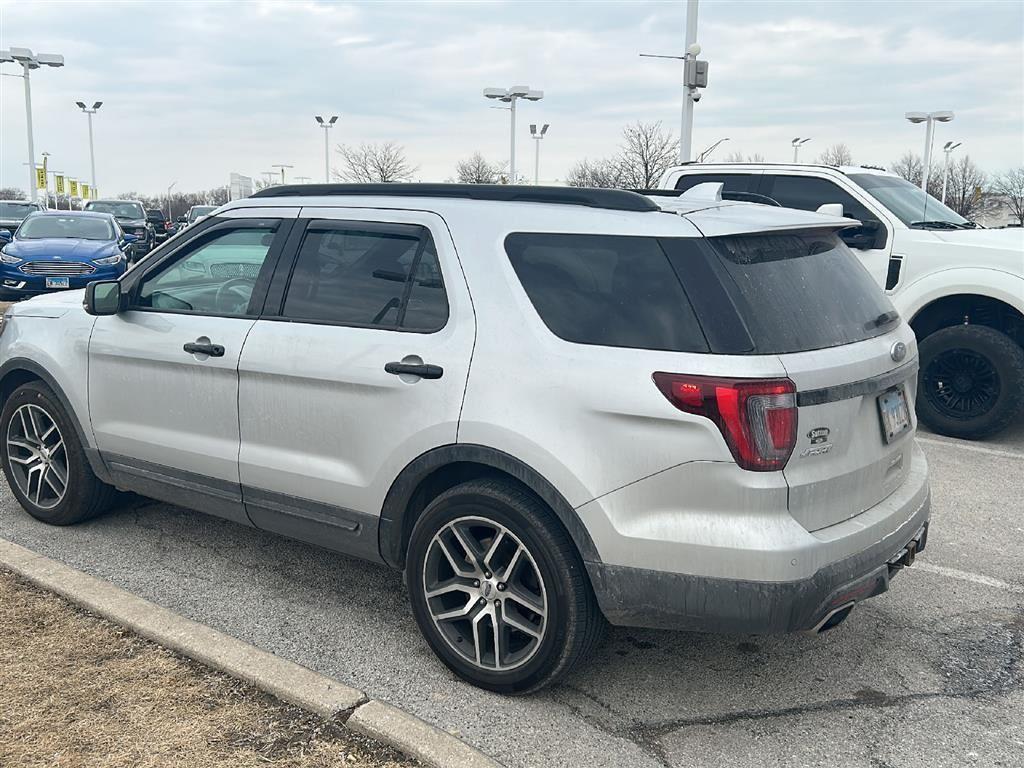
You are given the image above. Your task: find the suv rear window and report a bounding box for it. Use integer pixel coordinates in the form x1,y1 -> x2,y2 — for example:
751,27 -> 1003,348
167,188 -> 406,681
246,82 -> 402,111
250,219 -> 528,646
505,233 -> 708,353
703,231 -> 897,354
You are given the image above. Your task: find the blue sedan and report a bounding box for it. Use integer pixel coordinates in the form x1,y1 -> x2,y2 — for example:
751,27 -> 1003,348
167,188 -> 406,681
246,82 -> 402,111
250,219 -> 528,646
0,211 -> 136,299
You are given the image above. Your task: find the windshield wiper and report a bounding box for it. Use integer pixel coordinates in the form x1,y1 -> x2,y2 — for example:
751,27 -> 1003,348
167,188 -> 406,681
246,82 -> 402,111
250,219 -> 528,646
909,220 -> 963,230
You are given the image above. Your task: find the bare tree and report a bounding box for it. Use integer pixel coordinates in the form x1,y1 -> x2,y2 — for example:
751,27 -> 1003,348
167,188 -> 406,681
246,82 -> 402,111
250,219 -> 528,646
722,151 -> 766,163
816,143 -> 853,167
0,187 -> 27,201
565,158 -> 625,188
455,152 -> 504,184
943,155 -> 991,219
616,121 -> 677,189
990,168 -> 1024,227
889,152 -> 944,199
334,142 -> 417,183
207,186 -> 230,206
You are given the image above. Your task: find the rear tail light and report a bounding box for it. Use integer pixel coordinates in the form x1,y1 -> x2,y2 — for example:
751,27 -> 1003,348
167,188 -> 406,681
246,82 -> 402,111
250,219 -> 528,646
653,373 -> 798,471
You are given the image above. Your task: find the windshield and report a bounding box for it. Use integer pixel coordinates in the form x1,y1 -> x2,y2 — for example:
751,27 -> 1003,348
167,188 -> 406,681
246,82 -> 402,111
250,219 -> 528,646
849,173 -> 971,228
17,215 -> 115,241
87,201 -> 145,220
188,206 -> 216,223
0,202 -> 40,220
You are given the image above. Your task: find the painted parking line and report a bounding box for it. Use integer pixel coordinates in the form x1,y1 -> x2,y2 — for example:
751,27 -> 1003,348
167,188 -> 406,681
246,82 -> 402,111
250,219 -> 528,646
916,436 -> 1023,461
913,561 -> 1024,595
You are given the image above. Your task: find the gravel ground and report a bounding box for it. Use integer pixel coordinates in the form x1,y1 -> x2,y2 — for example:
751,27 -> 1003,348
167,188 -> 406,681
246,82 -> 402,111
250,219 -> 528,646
0,429 -> 1021,768
0,569 -> 417,768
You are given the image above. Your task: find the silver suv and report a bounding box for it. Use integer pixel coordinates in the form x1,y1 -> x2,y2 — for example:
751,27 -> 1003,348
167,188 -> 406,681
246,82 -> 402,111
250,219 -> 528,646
0,184 -> 931,693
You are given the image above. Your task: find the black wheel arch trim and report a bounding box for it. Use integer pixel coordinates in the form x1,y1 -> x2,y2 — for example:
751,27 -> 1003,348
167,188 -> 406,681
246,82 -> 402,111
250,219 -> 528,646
0,357 -> 112,484
378,444 -> 601,569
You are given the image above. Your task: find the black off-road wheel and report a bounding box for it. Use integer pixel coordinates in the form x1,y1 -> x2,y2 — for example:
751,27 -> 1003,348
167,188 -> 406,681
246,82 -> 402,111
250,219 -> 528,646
917,325 -> 1024,439
1,381 -> 116,525
406,479 -> 605,694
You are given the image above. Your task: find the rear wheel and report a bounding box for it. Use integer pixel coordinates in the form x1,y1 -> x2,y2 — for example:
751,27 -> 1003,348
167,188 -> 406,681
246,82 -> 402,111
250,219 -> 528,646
406,479 -> 604,694
1,381 -> 115,525
917,325 -> 1024,439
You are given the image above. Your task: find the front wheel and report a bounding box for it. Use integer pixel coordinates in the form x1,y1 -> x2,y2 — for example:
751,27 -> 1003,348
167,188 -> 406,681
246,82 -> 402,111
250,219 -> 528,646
406,479 -> 604,694
917,325 -> 1024,439
1,381 -> 115,525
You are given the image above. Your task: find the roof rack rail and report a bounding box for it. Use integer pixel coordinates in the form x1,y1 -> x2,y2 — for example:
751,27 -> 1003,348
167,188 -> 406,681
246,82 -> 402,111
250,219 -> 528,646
250,183 -> 660,212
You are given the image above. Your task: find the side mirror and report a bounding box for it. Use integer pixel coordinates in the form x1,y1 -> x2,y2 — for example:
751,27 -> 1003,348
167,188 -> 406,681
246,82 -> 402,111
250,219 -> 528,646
84,281 -> 123,316
122,233 -> 140,244
0,230 -> 11,243
176,216 -> 187,223
816,203 -> 844,217
840,220 -> 886,251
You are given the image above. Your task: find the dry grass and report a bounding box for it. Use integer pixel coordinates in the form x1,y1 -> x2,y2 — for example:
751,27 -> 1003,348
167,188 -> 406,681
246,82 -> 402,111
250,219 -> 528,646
0,569 -> 417,768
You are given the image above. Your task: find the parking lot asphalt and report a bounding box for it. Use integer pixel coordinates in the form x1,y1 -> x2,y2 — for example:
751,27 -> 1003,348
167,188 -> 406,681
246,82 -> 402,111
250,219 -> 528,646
1,428 -> 1022,768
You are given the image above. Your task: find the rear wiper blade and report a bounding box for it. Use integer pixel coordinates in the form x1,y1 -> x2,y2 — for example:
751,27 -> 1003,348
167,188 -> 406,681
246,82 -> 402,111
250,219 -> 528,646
866,310 -> 900,330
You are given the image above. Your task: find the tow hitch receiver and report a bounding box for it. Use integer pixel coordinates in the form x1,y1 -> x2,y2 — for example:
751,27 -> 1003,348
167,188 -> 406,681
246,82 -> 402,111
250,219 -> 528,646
888,524 -> 927,572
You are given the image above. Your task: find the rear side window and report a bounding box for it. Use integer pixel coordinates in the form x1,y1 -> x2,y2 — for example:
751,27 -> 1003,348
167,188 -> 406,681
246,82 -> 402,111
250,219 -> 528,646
703,232 -> 897,354
674,173 -> 755,194
762,175 -> 877,223
282,222 -> 448,332
505,233 -> 708,353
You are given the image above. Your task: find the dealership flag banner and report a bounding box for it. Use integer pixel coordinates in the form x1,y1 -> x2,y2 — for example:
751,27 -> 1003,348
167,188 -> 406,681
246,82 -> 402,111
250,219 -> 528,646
36,166 -> 47,190
55,175 -> 66,195
81,184 -> 90,200
69,179 -> 79,197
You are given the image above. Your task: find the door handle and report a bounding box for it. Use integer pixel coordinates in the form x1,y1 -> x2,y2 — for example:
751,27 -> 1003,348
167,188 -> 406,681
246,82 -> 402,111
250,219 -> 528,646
183,341 -> 225,357
385,361 -> 444,380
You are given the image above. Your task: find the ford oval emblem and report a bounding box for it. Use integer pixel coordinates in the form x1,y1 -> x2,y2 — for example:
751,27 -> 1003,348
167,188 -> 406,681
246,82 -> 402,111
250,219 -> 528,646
890,341 -> 907,363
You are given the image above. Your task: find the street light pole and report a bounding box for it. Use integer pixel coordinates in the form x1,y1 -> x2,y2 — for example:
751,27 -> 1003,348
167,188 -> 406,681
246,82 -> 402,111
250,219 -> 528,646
680,0 -> 699,163
167,181 -> 176,221
314,116 -> 339,183
484,86 -> 543,182
941,141 -> 962,205
272,164 -> 293,185
792,137 -> 811,162
75,102 -> 102,192
530,124 -> 549,184
905,111 -> 954,192
696,136 -> 728,162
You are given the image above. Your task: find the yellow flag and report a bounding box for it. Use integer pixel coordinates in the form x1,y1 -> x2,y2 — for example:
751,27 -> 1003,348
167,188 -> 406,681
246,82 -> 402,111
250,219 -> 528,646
69,179 -> 79,197
36,167 -> 47,190
82,184 -> 90,200
55,175 -> 66,195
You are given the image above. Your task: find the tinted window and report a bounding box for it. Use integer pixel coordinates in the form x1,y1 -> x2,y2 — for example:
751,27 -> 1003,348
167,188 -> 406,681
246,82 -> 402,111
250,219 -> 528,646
674,173 -> 754,194
505,233 -> 708,353
282,222 -> 448,331
763,175 -> 876,223
136,222 -> 279,315
705,232 -> 897,354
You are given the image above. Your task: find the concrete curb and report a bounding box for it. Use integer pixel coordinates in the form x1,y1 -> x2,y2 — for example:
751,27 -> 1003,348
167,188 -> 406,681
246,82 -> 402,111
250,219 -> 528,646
0,537 -> 503,768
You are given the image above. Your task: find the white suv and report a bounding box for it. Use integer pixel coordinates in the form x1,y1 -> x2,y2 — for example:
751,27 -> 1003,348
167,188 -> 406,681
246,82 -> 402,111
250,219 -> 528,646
0,184 -> 930,693
660,163 -> 1024,439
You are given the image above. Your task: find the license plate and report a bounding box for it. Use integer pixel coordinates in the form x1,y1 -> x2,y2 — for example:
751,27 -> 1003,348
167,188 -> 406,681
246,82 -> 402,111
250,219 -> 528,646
877,386 -> 911,444
45,277 -> 70,289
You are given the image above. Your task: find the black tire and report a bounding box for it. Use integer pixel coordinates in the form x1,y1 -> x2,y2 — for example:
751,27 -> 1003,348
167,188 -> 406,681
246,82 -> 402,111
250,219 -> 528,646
917,325 -> 1024,439
406,478 -> 605,694
1,381 -> 116,525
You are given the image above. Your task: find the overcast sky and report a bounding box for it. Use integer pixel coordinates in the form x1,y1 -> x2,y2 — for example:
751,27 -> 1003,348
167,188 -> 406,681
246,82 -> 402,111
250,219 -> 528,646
1,0 -> 1021,196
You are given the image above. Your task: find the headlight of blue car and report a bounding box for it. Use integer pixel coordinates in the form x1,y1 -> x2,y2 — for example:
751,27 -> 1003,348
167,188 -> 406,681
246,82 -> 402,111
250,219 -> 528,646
93,253 -> 124,266
0,248 -> 22,265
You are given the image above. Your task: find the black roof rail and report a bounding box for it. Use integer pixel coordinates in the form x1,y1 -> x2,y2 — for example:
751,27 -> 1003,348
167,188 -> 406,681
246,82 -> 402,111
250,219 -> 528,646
250,183 -> 660,212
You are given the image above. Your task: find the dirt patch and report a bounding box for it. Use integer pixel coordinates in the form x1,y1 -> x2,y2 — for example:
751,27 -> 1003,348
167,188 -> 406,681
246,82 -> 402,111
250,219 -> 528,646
0,569 -> 418,768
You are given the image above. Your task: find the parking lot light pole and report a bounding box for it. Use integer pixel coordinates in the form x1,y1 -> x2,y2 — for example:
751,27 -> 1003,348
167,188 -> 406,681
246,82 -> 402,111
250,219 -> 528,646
941,141 -> 962,204
484,86 -> 543,182
792,137 -> 811,162
530,123 -> 549,185
75,101 -> 102,193
166,181 -> 176,221
696,136 -> 728,162
905,111 -> 954,191
2,48 -> 65,203
314,116 -> 339,182
272,164 -> 293,185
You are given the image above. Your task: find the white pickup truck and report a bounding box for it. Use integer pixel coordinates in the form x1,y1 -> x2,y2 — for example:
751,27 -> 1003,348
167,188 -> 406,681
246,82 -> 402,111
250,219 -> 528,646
658,163 -> 1024,439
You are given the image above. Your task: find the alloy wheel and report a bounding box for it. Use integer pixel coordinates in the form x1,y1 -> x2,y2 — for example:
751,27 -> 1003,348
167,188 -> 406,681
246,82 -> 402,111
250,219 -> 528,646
422,516 -> 548,672
6,403 -> 68,510
922,347 -> 1001,421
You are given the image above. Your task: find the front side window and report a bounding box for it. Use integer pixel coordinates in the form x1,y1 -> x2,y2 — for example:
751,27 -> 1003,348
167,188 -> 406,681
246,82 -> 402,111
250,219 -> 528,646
281,222 -> 448,332
762,175 -> 876,223
505,233 -> 708,353
135,221 -> 279,315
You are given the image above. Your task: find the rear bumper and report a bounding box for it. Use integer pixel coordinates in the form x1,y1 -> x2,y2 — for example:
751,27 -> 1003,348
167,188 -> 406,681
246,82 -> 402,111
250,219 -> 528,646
587,495 -> 929,633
